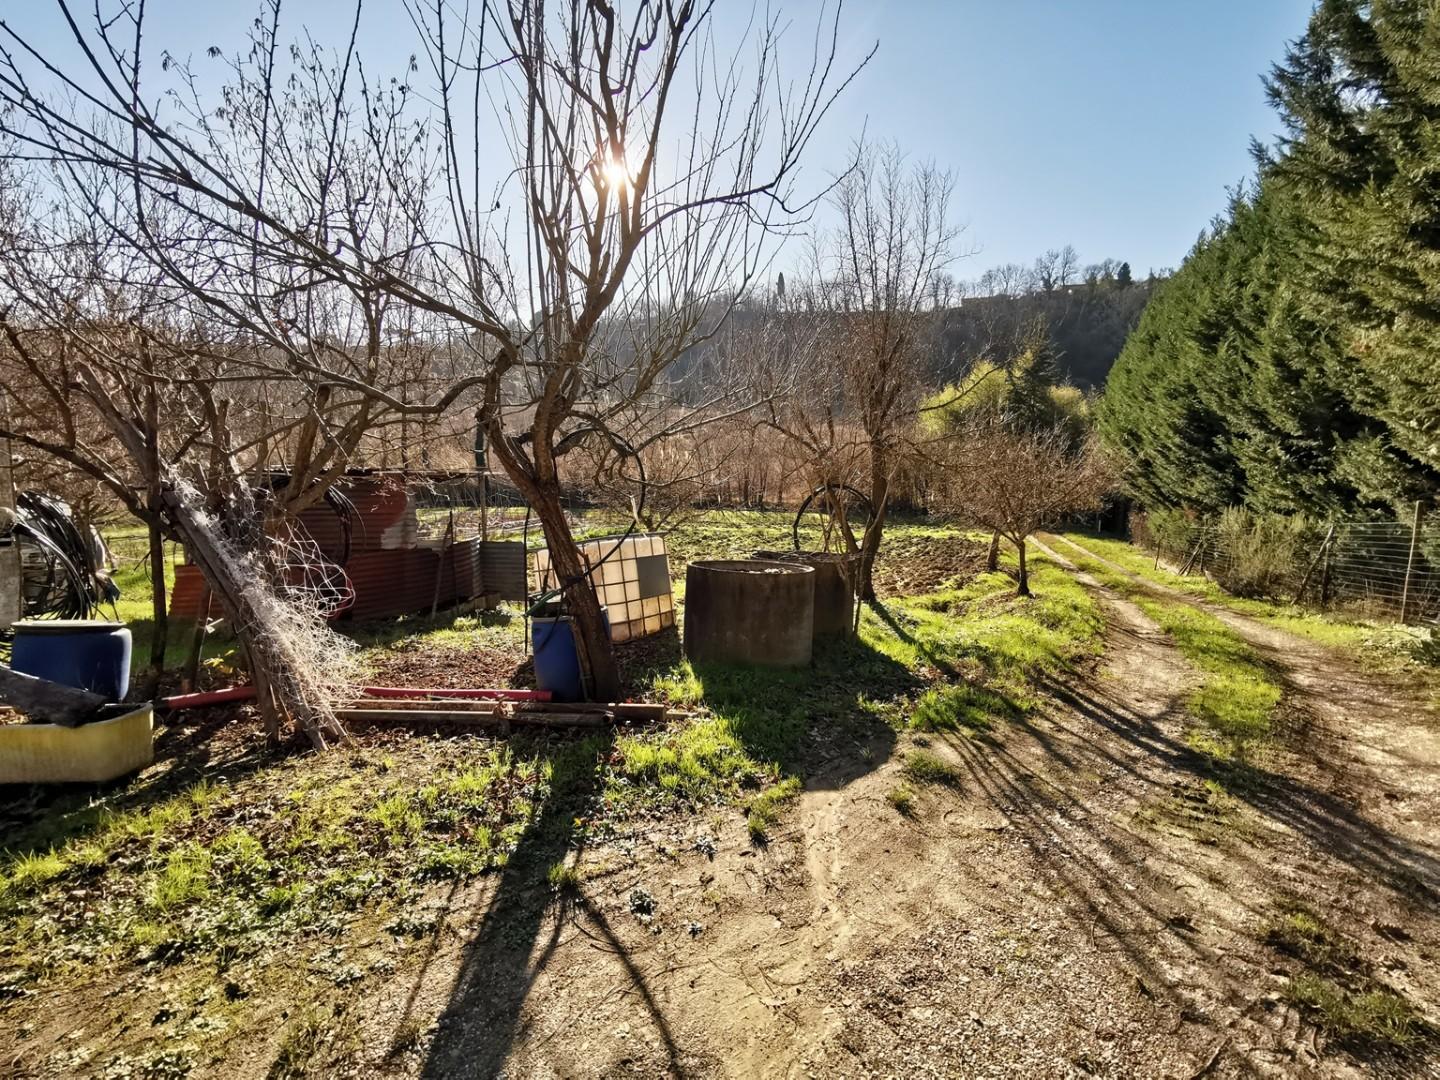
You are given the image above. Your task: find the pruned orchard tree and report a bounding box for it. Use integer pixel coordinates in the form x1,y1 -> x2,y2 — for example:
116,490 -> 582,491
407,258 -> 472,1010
935,421 -> 1113,596
0,152 -> 427,743
0,0 -> 868,720
759,139 -> 963,600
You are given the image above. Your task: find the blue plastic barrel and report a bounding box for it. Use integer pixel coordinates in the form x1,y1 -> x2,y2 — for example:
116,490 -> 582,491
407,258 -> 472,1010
531,607 -> 608,703
12,620 -> 132,701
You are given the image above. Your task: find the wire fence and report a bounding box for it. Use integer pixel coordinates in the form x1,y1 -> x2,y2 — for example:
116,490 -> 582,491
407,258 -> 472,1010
1132,505 -> 1440,626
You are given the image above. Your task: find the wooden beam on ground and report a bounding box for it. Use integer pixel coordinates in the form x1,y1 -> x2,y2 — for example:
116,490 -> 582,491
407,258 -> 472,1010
515,701 -> 669,722
335,706 -> 613,729
0,666 -> 109,727
334,698 -> 685,731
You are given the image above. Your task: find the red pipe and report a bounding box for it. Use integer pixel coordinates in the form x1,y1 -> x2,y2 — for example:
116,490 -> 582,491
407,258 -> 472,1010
158,686 -> 258,710
360,686 -> 552,702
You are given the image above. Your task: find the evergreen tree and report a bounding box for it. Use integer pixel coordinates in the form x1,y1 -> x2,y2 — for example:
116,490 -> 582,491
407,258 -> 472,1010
1099,0 -> 1440,518
1266,0 -> 1440,483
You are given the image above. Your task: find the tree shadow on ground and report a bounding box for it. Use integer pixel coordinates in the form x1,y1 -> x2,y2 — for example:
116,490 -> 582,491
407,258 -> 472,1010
684,628 -> 914,788
867,599 -> 962,679
420,730 -> 621,1077
945,659 -> 1440,1074
1037,671 -> 1440,901
418,625 -> 916,1073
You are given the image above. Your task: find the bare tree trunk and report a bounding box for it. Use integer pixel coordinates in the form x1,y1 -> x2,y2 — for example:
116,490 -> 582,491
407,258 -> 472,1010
143,516 -> 167,696
857,453 -> 890,603
529,482 -> 620,702
987,529 -> 1001,572
140,384 -> 166,698
1015,538 -> 1031,597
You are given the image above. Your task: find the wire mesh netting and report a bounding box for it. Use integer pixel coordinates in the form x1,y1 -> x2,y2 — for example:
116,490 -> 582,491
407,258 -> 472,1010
1134,509 -> 1440,625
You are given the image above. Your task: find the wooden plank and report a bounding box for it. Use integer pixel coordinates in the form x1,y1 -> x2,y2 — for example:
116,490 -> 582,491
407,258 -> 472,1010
0,666 -> 108,727
339,698 -> 501,713
336,707 -> 611,729
516,701 -> 668,721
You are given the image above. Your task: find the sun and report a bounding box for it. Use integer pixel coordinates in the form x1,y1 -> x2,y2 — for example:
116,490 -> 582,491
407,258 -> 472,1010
599,154 -> 631,192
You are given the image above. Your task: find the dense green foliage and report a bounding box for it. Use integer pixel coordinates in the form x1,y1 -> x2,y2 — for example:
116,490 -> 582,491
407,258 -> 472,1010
1100,0 -> 1440,517
921,343 -> 1089,449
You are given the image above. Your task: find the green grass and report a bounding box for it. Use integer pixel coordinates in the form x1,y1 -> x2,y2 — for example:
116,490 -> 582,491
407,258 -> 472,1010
1057,533 -> 1416,663
1285,975 -> 1424,1050
909,684 -> 1010,732
876,551 -> 1105,730
745,777 -> 803,843
1134,596 -> 1282,756
902,748 -> 962,786
147,844 -> 214,911
1050,537 -> 1283,758
546,861 -> 581,893
1259,899 -> 1427,1052
886,785 -> 917,816
604,541 -> 1102,837
0,738 -> 562,983
1263,901 -> 1352,970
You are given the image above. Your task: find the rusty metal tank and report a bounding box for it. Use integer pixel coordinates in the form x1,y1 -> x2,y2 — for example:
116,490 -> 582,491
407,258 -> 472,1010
683,559 -> 815,666
753,550 -> 857,639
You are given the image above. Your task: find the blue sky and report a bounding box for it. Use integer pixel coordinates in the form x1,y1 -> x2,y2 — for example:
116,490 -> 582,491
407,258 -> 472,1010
7,0 -> 1315,279
781,0 -> 1317,277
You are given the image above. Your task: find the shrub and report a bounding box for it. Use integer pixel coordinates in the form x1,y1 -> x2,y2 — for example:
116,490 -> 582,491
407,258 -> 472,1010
1211,508 -> 1321,598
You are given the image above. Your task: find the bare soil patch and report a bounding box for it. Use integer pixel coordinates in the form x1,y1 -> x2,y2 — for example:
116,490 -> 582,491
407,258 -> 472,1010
363,632 -> 530,691
871,529 -> 988,598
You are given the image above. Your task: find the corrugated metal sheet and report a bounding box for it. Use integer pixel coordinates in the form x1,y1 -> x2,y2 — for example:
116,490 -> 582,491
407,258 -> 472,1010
295,477 -> 416,558
169,564 -> 213,621
169,518 -> 514,623
479,541 -> 528,602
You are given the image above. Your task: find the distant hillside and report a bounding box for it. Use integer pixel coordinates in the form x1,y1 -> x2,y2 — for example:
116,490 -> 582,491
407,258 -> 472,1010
659,254 -> 1157,405
939,274 -> 1157,391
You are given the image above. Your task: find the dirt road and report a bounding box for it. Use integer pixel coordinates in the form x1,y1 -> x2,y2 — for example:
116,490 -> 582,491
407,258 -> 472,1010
364,539 -> 1440,1078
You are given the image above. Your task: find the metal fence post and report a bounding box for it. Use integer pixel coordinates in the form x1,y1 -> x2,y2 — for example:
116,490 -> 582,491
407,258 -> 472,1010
1400,500 -> 1424,624
1319,529 -> 1334,610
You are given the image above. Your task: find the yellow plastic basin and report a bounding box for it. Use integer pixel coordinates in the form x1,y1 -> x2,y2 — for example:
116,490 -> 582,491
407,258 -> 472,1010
0,704 -> 154,784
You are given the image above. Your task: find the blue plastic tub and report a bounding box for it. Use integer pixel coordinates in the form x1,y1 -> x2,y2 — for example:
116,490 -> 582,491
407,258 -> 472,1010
11,620 -> 132,701
532,608 -> 608,703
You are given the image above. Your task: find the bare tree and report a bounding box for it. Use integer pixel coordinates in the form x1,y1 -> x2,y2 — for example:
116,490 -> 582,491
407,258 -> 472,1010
1030,244 -> 1080,294
0,0 -> 868,715
978,262 -> 1029,300
937,424 -> 1113,596
760,140 -> 963,600
0,154 -> 407,741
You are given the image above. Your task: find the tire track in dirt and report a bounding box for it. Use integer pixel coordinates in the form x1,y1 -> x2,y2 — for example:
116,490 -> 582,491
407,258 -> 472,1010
1040,532 -> 1440,896
1037,533 -> 1440,1070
